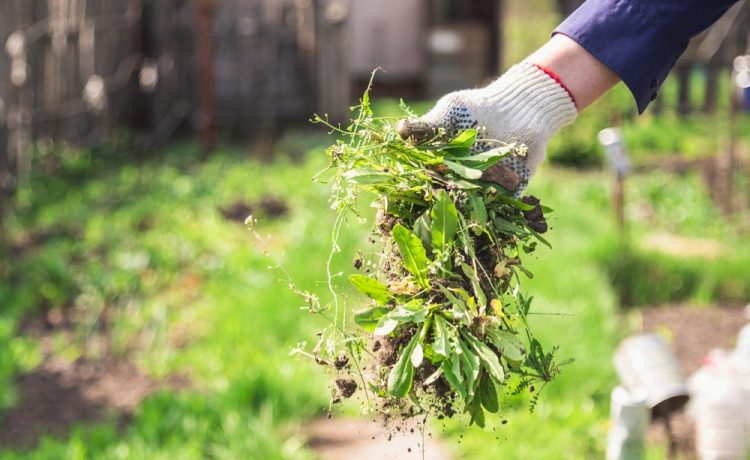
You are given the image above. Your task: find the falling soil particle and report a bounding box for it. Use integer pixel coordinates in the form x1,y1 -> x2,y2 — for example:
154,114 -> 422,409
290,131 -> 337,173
334,353 -> 350,370
305,417 -> 452,460
335,378 -> 357,398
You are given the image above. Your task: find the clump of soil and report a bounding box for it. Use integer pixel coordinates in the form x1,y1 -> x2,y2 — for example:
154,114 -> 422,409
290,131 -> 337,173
335,379 -> 358,399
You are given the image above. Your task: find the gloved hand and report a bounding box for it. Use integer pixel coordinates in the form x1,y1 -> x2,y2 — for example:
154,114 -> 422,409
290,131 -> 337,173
398,62 -> 578,193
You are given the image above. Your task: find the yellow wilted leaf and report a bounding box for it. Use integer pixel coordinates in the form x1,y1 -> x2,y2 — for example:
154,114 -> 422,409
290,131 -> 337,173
388,278 -> 420,295
490,299 -> 504,317
494,261 -> 508,278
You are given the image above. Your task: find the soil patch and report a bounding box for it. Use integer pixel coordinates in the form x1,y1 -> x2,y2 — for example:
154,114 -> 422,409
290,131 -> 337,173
219,196 -> 289,223
1,310 -> 189,450
0,357 -> 179,450
305,417 -> 452,460
640,304 -> 749,458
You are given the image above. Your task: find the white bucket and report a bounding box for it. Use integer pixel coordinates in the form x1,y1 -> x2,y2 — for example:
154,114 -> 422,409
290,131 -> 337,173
694,380 -> 748,460
613,334 -> 689,417
606,386 -> 649,460
735,323 -> 750,358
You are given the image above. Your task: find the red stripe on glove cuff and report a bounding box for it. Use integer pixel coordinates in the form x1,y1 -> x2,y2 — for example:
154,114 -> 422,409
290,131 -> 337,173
531,63 -> 578,109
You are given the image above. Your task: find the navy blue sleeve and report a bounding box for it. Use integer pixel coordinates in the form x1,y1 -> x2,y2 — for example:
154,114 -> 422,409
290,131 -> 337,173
554,0 -> 738,113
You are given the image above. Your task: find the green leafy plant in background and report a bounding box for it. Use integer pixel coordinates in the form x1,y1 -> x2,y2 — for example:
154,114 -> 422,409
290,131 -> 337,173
295,75 -> 568,427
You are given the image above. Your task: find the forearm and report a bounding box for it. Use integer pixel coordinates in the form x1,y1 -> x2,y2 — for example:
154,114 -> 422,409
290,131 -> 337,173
525,34 -> 620,111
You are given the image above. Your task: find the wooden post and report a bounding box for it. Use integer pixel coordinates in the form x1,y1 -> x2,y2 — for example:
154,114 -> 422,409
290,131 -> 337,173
314,0 -> 350,125
720,36 -> 740,215
676,65 -> 692,116
613,174 -> 626,234
598,127 -> 631,237
494,0 -> 504,73
194,0 -> 216,155
704,64 -> 719,114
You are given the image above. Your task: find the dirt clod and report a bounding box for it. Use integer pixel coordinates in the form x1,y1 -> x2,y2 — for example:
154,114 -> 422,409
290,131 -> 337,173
334,353 -> 350,370
335,378 -> 357,398
521,195 -> 547,234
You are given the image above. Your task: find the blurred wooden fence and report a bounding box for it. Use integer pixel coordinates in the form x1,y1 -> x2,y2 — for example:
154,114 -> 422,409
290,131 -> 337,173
0,0 -> 349,211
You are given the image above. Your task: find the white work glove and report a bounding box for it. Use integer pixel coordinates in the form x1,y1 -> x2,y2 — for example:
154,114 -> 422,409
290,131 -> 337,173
398,63 -> 577,193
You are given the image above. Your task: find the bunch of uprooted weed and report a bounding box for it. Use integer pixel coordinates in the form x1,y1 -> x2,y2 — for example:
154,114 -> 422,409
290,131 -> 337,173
295,79 -> 567,427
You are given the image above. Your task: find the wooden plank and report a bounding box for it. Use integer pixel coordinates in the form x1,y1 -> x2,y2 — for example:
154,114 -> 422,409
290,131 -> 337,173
676,65 -> 692,116
314,0 -> 350,124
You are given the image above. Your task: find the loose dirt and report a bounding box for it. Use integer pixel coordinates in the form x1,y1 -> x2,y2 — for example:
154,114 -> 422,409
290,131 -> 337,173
306,417 -> 452,460
0,310 -> 189,450
0,358 -> 170,450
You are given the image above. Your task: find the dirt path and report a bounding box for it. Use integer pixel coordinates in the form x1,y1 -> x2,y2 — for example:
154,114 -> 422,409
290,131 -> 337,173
306,417 -> 452,460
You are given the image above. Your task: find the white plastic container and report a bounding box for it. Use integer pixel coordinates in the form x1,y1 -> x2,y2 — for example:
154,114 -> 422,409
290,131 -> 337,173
693,377 -> 748,460
606,386 -> 649,460
730,323 -> 750,438
613,334 -> 689,417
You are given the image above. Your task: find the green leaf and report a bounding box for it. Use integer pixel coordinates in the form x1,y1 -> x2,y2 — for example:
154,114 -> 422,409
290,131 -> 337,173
529,228 -> 552,249
387,329 -> 421,397
496,193 -> 536,211
464,332 -> 505,383
457,337 -> 480,399
413,210 -> 433,255
467,195 -> 487,227
430,190 -> 459,253
441,355 -> 467,400
373,301 -> 428,336
440,129 -> 477,157
437,285 -> 471,323
431,315 -> 450,358
468,392 -> 486,427
386,301 -> 429,323
353,306 -> 391,332
374,316 -> 399,336
461,263 -> 486,309
392,224 -> 430,288
349,275 -> 392,304
443,160 -> 483,180
450,129 -> 478,148
492,216 -> 526,236
411,343 -> 424,367
446,146 -> 513,170
486,329 -> 527,362
343,168 -> 392,184
450,179 -> 481,190
479,372 -> 499,413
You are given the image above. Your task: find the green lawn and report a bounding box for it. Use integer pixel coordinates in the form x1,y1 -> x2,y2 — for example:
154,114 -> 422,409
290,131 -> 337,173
1,126 -> 748,459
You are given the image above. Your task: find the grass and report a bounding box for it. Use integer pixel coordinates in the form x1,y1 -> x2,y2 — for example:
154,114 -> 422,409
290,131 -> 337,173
0,140 -> 352,459
1,124 -> 748,459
